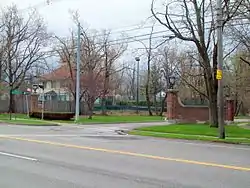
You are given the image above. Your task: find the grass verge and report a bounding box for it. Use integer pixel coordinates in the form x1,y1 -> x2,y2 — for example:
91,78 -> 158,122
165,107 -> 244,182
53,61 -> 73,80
235,115 -> 250,119
0,113 -> 163,125
0,119 -> 59,126
0,114 -> 59,126
130,124 -> 250,145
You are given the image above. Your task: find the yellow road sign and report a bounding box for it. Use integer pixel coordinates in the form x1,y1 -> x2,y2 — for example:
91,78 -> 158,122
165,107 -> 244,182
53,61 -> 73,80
216,69 -> 222,80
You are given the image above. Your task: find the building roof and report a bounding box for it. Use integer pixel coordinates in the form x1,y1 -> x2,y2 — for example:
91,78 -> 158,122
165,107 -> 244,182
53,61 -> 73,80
41,64 -> 74,80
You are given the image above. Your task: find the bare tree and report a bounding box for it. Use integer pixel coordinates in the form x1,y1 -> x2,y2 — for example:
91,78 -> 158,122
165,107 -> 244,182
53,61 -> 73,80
1,5 -> 50,113
157,47 -> 180,116
151,0 -> 243,126
229,6 -> 250,65
54,32 -> 83,103
135,22 -> 173,116
150,60 -> 162,114
101,30 -> 127,115
135,25 -> 155,116
123,63 -> 136,100
80,29 -> 106,119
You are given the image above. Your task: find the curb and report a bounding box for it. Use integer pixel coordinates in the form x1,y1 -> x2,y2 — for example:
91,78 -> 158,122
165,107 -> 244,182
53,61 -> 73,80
130,130 -> 250,146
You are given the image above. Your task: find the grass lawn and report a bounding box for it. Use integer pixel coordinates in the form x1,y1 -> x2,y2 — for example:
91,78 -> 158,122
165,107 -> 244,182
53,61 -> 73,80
0,119 -> 59,126
0,113 -> 29,120
0,113 -> 163,125
0,113 -> 58,126
131,124 -> 250,144
235,115 -> 250,119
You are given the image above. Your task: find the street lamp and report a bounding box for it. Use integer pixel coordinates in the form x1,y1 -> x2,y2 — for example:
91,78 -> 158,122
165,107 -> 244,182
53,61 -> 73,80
135,57 -> 140,114
160,69 -> 165,115
169,76 -> 176,89
38,84 -> 45,120
224,85 -> 230,97
32,82 -> 45,120
32,84 -> 39,93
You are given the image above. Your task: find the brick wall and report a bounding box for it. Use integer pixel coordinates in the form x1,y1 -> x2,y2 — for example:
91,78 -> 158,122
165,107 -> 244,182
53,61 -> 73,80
166,90 -> 234,123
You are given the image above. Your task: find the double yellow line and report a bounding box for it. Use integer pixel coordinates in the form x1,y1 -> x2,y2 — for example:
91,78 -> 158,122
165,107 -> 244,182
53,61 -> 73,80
1,135 -> 250,172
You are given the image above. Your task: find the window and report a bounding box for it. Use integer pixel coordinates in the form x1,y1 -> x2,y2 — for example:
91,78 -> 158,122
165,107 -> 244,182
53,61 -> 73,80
51,81 -> 57,88
46,81 -> 51,89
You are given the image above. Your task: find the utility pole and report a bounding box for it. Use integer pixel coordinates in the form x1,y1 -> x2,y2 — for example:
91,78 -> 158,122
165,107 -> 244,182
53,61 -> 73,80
216,0 -> 225,139
75,22 -> 81,122
135,57 -> 140,114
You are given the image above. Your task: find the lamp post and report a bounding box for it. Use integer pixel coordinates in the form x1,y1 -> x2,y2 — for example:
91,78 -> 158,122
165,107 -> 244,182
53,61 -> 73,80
135,57 -> 140,114
38,84 -> 45,120
168,76 -> 176,89
32,83 -> 44,120
160,69 -> 165,116
32,84 -> 39,94
24,76 -> 33,117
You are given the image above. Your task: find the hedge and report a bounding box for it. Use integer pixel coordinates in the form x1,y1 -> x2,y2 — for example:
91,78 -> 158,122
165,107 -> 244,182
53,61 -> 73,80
118,101 -> 162,106
30,111 -> 75,120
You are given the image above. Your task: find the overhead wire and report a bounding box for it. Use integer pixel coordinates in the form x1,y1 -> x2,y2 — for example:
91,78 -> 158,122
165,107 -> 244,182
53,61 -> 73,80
11,0 -> 250,38
32,21 -> 250,58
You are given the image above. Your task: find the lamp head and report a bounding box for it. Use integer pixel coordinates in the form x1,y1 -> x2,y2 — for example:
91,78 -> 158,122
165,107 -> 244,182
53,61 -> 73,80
168,76 -> 176,89
135,57 -> 140,62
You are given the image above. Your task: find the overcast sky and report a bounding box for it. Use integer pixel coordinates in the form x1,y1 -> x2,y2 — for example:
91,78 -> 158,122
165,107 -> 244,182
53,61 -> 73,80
0,0 -> 172,69
0,0 -> 154,36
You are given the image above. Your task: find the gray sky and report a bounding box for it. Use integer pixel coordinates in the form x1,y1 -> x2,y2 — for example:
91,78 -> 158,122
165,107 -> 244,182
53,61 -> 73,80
0,0 -> 172,69
0,0 -> 154,36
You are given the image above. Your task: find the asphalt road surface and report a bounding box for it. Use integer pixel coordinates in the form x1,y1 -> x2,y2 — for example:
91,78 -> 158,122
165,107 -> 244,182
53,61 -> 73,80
0,123 -> 250,188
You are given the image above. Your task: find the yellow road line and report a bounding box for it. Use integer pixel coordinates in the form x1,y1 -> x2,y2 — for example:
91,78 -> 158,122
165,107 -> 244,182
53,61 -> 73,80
1,135 -> 250,172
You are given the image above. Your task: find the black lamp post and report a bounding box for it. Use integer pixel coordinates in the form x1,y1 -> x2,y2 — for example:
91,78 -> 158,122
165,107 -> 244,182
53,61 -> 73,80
135,57 -> 140,114
38,84 -> 45,120
32,82 -> 45,120
224,85 -> 230,97
32,84 -> 39,93
168,76 -> 176,89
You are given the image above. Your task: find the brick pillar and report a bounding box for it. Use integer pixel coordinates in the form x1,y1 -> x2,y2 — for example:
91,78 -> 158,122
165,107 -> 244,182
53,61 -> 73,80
166,89 -> 179,120
30,94 -> 39,112
225,98 -> 234,122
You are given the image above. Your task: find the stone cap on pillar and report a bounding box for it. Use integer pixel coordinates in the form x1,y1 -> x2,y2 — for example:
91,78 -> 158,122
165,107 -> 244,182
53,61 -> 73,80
225,97 -> 234,101
167,89 -> 179,93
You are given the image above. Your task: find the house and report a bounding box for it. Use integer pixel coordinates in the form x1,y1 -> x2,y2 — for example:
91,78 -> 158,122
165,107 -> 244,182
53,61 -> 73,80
38,64 -> 72,101
37,63 -> 110,102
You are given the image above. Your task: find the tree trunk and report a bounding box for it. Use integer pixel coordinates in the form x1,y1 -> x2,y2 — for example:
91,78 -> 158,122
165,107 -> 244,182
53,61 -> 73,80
204,65 -> 218,127
88,97 -> 95,119
8,90 -> 15,119
145,86 -> 153,116
154,94 -> 157,115
101,72 -> 109,115
208,93 -> 218,127
88,105 -> 94,119
146,55 -> 153,116
160,94 -> 167,117
101,96 -> 107,115
239,102 -> 248,116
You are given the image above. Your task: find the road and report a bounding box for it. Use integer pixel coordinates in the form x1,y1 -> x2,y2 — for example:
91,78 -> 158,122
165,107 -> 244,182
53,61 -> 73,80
0,123 -> 250,188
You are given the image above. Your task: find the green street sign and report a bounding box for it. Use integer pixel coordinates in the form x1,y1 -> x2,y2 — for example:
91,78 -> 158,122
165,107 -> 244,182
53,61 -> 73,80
23,92 -> 30,95
11,89 -> 23,95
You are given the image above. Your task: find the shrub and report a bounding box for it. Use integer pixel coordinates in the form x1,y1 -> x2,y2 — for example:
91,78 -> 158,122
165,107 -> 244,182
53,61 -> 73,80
30,111 -> 74,120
